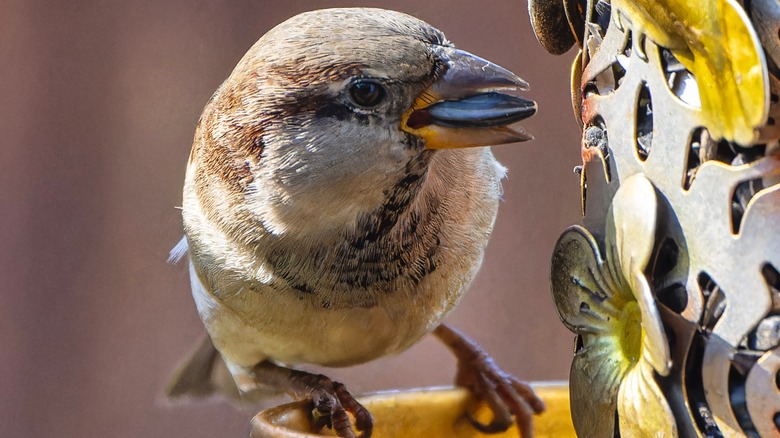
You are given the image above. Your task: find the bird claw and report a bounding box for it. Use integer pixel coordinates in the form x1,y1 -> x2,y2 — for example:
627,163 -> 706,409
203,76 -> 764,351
458,354 -> 546,436
305,375 -> 373,438
251,361 -> 373,438
434,324 -> 545,437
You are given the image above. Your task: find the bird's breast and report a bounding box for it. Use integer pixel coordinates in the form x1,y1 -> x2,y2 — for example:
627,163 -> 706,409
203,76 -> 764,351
188,149 -> 505,367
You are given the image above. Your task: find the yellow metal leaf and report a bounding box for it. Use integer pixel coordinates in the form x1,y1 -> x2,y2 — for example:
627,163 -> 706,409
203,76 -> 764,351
613,0 -> 768,145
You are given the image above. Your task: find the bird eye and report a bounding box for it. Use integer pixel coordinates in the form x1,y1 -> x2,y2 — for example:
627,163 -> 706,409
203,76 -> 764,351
349,80 -> 386,108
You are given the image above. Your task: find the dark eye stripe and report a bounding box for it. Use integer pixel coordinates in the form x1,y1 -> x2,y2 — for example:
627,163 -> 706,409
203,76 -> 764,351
316,101 -> 364,122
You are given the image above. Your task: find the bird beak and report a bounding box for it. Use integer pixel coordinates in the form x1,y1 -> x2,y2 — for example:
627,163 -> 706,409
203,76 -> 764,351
401,46 -> 536,149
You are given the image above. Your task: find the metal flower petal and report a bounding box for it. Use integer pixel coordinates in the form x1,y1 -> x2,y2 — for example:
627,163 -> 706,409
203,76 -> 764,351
618,359 -> 677,437
551,174 -> 675,437
606,174 -> 671,377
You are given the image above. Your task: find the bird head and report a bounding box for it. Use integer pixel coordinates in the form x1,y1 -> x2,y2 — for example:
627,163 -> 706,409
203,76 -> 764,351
187,8 -> 535,237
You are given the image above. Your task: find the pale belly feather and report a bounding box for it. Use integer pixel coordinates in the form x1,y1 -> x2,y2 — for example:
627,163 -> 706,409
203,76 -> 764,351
189,247 -> 476,369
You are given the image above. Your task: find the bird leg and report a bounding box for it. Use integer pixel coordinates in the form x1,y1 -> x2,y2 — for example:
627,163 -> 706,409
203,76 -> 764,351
250,361 -> 373,438
433,324 -> 546,437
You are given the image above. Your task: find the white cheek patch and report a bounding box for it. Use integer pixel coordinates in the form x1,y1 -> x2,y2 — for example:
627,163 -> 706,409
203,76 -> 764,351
244,124 -> 411,236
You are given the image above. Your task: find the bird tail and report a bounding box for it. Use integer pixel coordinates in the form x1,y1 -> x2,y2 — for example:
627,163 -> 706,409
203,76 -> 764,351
166,335 -> 241,400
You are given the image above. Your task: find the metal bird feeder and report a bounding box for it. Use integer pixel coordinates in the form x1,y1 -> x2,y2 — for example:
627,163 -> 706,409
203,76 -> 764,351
533,0 -> 780,435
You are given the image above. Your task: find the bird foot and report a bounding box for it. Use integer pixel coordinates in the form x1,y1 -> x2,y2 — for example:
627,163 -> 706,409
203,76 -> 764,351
434,324 -> 545,437
306,377 -> 373,438
252,361 -> 373,438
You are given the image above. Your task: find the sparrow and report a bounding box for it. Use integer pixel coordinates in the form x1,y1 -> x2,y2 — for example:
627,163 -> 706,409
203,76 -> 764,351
168,7 -> 544,438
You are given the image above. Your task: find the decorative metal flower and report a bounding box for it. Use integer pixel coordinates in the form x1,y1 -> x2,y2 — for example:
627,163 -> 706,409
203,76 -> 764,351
550,174 -> 674,437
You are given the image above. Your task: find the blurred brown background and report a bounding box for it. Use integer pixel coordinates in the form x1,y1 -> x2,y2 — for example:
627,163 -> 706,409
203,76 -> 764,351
1,1 -> 581,437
